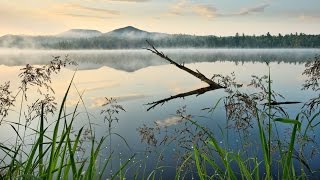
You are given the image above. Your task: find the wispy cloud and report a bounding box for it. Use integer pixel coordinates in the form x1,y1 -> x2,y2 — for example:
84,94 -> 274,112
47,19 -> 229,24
54,3 -> 120,19
298,14 -> 320,21
167,1 -> 269,19
168,1 -> 218,19
237,4 -> 269,16
64,4 -> 120,15
168,0 -> 188,16
59,13 -> 111,19
192,5 -> 217,19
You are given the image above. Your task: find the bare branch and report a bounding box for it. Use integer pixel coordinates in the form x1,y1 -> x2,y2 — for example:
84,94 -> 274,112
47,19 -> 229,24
145,41 -> 226,111
146,86 -> 218,111
145,41 -> 225,89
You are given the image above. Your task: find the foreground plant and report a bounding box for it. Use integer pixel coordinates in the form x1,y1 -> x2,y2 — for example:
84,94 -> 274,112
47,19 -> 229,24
0,57 -> 135,179
0,74 -> 134,179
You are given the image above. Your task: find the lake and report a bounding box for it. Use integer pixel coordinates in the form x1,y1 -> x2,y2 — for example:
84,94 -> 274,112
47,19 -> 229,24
0,48 -> 319,179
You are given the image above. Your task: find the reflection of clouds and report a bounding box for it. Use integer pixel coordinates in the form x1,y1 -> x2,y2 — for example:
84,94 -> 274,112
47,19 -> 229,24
91,93 -> 147,108
76,79 -> 114,85
66,98 -> 80,107
168,81 -> 184,94
155,116 -> 183,127
169,81 -> 207,94
78,82 -> 120,92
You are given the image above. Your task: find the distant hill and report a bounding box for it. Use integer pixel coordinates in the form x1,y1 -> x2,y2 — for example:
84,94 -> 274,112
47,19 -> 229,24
105,26 -> 167,39
0,26 -> 319,49
106,26 -> 150,37
58,29 -> 102,38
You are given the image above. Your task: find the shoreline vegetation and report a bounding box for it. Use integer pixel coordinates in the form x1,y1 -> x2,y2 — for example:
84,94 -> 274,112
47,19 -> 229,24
0,43 -> 319,179
1,26 -> 320,49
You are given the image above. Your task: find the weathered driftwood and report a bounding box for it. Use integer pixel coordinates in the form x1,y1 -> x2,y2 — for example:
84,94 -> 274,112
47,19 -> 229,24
145,41 -> 226,111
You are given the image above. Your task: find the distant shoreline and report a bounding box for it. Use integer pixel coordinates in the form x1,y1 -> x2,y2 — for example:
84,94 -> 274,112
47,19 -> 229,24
1,26 -> 319,49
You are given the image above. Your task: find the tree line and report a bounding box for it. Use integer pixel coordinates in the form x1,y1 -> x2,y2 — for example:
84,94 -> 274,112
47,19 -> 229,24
1,32 -> 320,49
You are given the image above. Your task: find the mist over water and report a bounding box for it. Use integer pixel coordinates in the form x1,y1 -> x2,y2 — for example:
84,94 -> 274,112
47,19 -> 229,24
0,48 -> 319,71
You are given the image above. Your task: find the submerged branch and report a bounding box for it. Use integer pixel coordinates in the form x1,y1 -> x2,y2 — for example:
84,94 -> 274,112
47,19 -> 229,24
145,41 -> 226,111
263,101 -> 302,106
146,86 -> 217,111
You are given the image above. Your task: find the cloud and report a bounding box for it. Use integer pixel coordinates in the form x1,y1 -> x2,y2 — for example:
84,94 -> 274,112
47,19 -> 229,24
66,98 -> 81,107
155,116 -> 184,127
298,14 -> 320,21
65,4 -> 120,15
167,1 -> 218,19
167,1 -> 219,19
59,13 -> 111,19
167,1 -> 269,19
168,0 -> 188,16
54,3 -> 120,19
237,4 -> 269,16
192,5 -> 217,19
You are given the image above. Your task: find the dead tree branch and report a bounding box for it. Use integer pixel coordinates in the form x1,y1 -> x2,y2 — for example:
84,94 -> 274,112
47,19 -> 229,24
146,86 -> 216,111
145,41 -> 226,111
145,41 -> 225,89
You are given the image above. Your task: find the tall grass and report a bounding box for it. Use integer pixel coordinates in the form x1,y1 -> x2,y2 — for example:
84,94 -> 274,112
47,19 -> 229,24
0,73 -> 133,179
188,64 -> 319,179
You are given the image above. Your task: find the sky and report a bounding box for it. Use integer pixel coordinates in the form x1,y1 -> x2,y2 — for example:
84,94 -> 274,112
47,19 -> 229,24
0,0 -> 319,36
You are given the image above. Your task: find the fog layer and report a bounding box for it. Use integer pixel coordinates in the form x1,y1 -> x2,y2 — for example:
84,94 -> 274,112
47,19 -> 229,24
0,49 -> 319,72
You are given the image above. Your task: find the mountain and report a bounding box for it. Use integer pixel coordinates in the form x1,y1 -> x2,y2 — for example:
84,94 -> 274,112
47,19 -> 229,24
0,26 -> 319,49
57,29 -> 102,38
105,26 -> 167,39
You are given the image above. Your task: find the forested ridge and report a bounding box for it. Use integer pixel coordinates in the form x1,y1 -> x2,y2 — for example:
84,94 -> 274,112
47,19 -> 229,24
1,31 -> 319,49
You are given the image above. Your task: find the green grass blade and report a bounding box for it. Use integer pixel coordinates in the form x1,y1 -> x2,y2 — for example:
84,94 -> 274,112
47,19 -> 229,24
200,153 -> 223,175
64,127 -> 84,179
175,153 -> 192,180
10,124 -> 23,142
234,154 -> 253,180
285,119 -> 299,178
24,134 -> 43,175
111,154 -> 135,180
8,145 -> 21,179
47,72 -> 75,180
39,103 -> 44,176
193,145 -> 205,180
256,109 -> 270,178
98,152 -> 113,180
274,118 -> 301,127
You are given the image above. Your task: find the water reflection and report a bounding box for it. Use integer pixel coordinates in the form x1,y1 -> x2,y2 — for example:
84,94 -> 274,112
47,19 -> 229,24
0,49 -> 319,71
0,49 -> 319,178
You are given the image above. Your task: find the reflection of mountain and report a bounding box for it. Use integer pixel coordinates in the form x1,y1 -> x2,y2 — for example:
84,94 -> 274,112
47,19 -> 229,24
0,49 -> 318,72
0,26 -> 319,49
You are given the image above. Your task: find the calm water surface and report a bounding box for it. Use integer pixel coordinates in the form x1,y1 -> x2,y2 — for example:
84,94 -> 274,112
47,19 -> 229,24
0,49 -> 319,178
